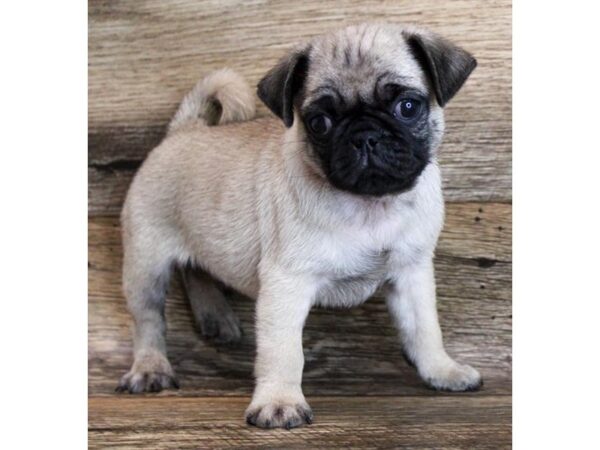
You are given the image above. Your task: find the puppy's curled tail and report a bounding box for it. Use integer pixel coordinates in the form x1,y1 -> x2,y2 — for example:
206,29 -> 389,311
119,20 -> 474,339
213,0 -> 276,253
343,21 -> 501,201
168,68 -> 256,133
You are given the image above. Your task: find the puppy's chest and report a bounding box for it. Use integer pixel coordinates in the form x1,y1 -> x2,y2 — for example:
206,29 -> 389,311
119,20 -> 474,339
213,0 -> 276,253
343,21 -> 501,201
283,197 -> 439,308
314,247 -> 391,308
310,229 -> 421,308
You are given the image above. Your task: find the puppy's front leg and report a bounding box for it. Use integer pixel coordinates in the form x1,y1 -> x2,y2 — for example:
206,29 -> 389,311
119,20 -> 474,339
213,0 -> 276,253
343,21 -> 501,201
245,270 -> 315,429
386,259 -> 483,391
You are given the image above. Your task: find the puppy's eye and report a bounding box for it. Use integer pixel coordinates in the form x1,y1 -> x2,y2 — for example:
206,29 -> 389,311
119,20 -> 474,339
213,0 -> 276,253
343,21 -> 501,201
308,115 -> 332,135
394,98 -> 422,121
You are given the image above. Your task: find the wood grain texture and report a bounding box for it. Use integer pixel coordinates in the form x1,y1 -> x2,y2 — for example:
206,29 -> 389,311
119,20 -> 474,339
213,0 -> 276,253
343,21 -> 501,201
88,0 -> 512,214
88,202 -> 511,397
89,396 -> 511,449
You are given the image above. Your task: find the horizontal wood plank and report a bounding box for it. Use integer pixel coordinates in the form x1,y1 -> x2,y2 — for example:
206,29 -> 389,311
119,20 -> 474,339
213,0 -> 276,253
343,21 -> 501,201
88,396 -> 511,449
88,0 -> 511,212
88,203 -> 511,397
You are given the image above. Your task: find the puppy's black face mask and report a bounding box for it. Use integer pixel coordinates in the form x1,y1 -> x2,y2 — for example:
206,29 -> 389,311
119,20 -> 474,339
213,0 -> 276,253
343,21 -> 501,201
257,29 -> 476,198
301,85 -> 431,197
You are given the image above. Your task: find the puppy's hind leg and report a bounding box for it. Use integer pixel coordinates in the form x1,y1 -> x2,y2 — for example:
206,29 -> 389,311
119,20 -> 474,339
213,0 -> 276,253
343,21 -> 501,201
181,267 -> 242,345
116,227 -> 180,394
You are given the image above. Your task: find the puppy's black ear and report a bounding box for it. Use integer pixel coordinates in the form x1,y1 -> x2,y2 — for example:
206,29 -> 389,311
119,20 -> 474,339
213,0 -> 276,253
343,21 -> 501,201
405,32 -> 477,107
257,47 -> 310,127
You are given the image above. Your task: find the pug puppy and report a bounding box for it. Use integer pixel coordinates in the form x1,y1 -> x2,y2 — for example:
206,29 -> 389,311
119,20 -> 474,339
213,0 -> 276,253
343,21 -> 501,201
116,23 -> 481,429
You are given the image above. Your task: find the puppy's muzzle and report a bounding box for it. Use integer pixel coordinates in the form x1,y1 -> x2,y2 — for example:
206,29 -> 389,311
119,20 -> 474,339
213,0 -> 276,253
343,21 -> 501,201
328,122 -> 428,196
350,130 -> 381,168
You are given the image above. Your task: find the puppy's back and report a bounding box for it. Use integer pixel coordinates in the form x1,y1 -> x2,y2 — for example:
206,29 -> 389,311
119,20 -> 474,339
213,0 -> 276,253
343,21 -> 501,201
121,69 -> 284,296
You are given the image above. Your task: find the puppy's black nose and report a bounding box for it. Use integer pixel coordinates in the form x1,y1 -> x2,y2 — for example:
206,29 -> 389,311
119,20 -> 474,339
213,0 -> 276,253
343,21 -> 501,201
351,131 -> 379,152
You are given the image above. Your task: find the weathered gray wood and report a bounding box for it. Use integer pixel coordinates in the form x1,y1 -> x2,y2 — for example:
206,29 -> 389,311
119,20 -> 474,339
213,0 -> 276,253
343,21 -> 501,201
88,0 -> 512,213
88,203 -> 511,396
89,396 -> 511,449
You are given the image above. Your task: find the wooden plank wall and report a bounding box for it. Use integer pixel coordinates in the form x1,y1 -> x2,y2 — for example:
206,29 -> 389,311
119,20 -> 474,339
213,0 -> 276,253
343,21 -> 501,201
88,1 -> 511,447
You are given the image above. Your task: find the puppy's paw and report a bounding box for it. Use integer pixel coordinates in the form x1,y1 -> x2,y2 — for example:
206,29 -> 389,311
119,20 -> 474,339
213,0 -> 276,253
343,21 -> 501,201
197,311 -> 242,345
422,362 -> 483,392
245,387 -> 313,430
245,401 -> 313,429
116,351 -> 179,394
116,371 -> 179,394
